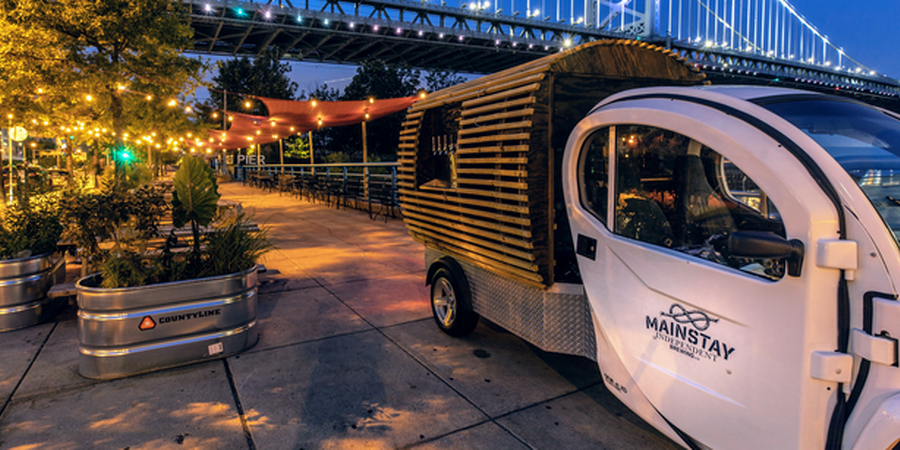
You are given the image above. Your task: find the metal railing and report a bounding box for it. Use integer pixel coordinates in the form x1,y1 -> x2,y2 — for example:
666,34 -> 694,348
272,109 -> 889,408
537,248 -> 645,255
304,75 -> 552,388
237,162 -> 400,202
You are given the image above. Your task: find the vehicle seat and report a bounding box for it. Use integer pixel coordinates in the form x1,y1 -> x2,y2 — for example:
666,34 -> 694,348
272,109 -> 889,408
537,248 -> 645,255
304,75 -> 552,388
616,159 -> 674,247
674,155 -> 735,246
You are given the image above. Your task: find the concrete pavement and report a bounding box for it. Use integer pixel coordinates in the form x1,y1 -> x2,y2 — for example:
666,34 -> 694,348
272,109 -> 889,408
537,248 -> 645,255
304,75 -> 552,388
0,182 -> 680,450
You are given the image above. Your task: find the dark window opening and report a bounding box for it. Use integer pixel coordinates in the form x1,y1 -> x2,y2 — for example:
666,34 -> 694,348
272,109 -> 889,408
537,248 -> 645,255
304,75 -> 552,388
417,104 -> 461,189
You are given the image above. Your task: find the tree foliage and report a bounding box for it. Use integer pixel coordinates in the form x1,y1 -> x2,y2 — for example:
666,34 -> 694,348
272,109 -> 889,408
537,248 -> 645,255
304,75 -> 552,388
299,64 -> 465,161
0,0 -> 207,177
312,60 -> 421,160
425,69 -> 467,93
172,155 -> 220,256
284,135 -> 309,161
206,48 -> 300,163
208,48 -> 299,115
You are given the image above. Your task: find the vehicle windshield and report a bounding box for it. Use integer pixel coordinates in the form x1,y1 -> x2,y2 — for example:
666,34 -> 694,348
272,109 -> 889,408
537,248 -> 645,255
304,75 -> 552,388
761,98 -> 900,240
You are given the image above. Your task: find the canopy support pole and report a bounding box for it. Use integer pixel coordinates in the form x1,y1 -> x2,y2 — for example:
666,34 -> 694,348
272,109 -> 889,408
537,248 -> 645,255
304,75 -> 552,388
309,131 -> 315,175
362,120 -> 369,200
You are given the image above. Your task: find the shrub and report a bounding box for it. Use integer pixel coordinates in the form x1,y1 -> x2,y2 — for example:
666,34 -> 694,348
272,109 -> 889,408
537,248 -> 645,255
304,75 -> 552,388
64,157 -> 271,288
0,172 -> 63,260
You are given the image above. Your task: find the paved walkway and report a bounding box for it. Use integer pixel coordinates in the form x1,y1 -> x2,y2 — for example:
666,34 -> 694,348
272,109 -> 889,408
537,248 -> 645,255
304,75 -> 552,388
0,182 -> 680,450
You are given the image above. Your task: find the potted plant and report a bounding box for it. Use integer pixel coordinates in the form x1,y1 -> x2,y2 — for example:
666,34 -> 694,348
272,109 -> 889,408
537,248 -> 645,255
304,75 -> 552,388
67,156 -> 271,380
0,174 -> 66,332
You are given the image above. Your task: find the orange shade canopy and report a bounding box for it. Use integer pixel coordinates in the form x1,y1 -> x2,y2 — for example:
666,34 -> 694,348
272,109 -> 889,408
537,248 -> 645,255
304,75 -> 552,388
199,95 -> 419,151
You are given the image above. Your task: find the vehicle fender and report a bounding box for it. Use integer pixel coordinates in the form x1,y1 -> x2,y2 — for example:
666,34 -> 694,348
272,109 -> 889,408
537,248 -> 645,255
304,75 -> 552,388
849,392 -> 900,450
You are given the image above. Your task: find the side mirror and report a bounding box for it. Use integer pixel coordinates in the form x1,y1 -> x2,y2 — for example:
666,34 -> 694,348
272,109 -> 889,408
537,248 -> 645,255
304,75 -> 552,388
718,231 -> 805,277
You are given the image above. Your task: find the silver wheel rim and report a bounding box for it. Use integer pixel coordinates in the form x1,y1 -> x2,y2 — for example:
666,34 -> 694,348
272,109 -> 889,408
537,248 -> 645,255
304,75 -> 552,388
432,277 -> 457,328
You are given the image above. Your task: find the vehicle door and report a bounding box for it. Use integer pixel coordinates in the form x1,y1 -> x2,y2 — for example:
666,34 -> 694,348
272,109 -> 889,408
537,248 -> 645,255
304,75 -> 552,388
563,100 -> 843,449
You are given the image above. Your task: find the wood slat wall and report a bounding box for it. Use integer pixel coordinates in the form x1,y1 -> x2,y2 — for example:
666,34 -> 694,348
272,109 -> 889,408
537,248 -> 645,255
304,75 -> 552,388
398,39 -> 706,288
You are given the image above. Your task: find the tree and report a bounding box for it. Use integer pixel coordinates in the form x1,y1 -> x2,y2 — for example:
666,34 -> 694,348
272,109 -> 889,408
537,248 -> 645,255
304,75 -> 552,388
424,69 -> 467,93
336,60 -> 420,160
0,0 -> 207,178
206,48 -> 300,163
283,135 -> 309,161
208,48 -> 299,116
297,83 -> 341,162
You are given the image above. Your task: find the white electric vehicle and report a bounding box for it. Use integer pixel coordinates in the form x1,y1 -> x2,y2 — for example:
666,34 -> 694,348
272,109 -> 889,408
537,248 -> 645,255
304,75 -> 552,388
562,85 -> 900,449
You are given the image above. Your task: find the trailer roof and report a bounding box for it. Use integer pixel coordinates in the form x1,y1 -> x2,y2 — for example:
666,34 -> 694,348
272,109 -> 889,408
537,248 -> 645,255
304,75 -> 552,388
412,39 -> 707,112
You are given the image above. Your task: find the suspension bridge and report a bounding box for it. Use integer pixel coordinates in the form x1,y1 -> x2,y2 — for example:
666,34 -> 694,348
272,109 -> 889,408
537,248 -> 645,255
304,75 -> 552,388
186,0 -> 900,108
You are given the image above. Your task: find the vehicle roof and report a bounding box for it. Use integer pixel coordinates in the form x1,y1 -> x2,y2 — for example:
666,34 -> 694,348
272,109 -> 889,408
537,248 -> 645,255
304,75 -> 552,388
689,85 -> 833,101
593,85 -> 839,113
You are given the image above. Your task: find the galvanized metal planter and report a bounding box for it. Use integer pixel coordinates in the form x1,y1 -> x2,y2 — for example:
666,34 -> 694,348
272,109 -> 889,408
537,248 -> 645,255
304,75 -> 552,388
0,253 -> 66,332
76,265 -> 260,380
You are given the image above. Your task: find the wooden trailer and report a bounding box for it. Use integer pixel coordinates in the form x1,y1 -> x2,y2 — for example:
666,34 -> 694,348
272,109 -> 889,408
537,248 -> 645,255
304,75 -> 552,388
398,40 -> 707,289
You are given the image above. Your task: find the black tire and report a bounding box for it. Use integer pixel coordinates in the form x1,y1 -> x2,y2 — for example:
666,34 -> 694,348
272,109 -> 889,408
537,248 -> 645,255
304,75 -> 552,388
430,267 -> 479,337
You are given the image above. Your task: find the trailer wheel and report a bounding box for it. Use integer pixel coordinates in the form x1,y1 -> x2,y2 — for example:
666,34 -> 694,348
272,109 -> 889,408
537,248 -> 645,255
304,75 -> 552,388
431,267 -> 479,336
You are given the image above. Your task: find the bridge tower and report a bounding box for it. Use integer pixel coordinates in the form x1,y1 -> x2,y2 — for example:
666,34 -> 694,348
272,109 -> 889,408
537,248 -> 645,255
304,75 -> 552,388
586,0 -> 657,37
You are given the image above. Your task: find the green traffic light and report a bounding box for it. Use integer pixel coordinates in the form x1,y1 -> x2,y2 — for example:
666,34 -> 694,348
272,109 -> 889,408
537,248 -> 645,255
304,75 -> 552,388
120,152 -> 130,160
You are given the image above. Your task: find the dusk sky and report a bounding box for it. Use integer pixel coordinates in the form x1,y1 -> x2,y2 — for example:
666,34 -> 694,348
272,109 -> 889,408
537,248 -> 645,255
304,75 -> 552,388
788,0 -> 900,79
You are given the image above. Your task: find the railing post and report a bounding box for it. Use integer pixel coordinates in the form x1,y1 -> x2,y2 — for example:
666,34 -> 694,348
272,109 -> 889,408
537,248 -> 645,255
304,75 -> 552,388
391,166 -> 398,204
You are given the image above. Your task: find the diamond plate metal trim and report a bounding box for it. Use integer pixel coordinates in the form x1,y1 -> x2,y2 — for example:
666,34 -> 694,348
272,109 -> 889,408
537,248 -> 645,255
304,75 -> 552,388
426,249 -> 597,361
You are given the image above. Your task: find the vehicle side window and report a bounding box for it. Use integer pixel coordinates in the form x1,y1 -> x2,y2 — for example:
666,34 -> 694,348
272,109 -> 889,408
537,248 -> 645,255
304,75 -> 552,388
578,128 -> 610,226
613,125 -> 788,280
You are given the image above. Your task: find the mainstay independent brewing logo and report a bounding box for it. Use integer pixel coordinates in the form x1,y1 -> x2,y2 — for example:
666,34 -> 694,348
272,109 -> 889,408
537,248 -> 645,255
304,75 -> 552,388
645,304 -> 736,362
